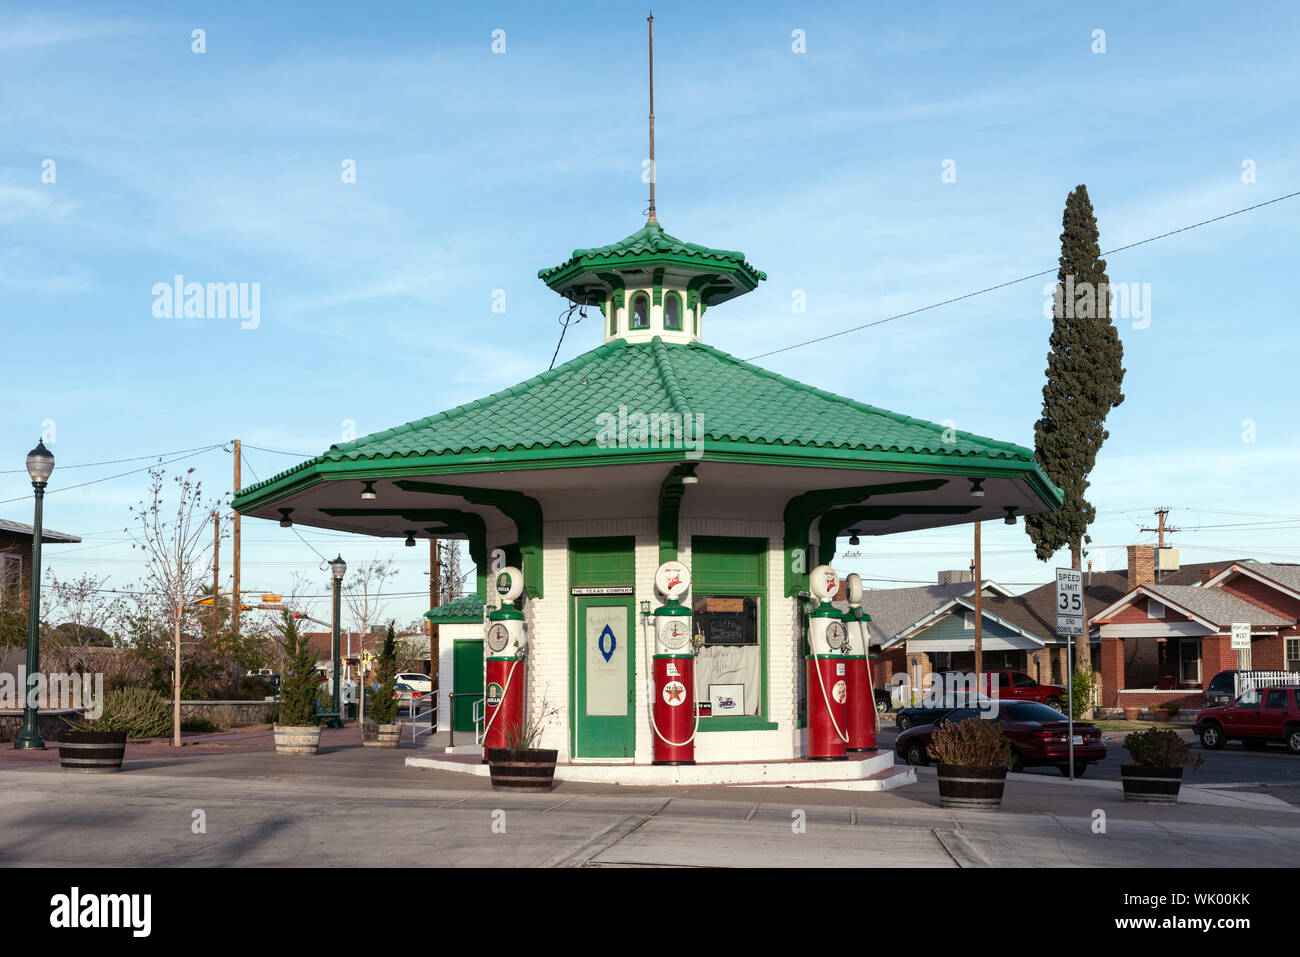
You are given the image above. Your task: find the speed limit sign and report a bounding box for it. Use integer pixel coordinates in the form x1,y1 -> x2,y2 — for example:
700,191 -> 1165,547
1055,567 -> 1084,636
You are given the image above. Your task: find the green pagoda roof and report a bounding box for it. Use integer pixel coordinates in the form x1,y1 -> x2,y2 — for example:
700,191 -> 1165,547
234,337 -> 1062,510
423,593 -> 485,624
538,221 -> 766,307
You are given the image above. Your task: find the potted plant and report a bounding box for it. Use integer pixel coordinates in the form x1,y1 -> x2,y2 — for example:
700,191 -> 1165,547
927,717 -> 1013,810
363,623 -> 402,748
1123,706 -> 1141,721
273,611 -> 322,755
58,685 -> 172,773
1153,700 -> 1180,722
1121,727 -> 1202,803
486,692 -> 560,791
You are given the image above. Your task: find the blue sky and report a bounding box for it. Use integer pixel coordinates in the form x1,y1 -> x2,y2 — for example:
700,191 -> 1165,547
3,0 -> 1299,624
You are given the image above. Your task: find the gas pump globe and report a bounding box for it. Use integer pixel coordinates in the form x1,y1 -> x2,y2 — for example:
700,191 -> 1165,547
650,559 -> 697,765
805,564 -> 850,760
482,566 -> 528,757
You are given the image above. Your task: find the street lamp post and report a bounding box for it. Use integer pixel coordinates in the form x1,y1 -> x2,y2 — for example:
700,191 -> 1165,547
329,555 -> 346,718
15,441 -> 54,750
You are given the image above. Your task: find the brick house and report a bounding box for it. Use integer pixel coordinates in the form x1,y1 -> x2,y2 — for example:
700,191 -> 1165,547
1092,546 -> 1299,711
0,517 -> 82,608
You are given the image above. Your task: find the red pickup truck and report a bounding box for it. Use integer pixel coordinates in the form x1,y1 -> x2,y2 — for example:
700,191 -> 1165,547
1194,685 -> 1300,753
940,670 -> 1066,710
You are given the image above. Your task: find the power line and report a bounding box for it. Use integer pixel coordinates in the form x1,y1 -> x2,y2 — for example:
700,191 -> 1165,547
0,443 -> 227,474
745,189 -> 1300,362
0,444 -> 226,507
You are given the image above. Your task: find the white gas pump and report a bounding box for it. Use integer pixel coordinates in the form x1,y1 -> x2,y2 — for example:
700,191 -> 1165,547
842,572 -> 877,750
482,566 -> 528,755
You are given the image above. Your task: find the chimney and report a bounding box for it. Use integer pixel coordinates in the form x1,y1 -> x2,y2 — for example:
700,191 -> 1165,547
1201,567 -> 1227,585
1127,545 -> 1155,591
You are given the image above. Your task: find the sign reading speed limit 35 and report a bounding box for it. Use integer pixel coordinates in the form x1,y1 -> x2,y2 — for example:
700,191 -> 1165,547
1055,567 -> 1084,636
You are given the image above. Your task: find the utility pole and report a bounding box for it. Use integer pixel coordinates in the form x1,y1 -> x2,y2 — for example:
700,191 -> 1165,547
1140,508 -> 1180,582
973,521 -> 983,695
211,511 -> 220,638
429,538 -> 441,689
232,439 -> 241,638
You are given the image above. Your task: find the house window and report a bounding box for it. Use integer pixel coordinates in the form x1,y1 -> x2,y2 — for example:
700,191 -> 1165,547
664,292 -> 682,331
963,612 -> 974,630
1147,600 -> 1165,619
1286,637 -> 1300,673
0,553 -> 20,602
1179,639 -> 1201,685
631,293 -> 649,329
691,536 -> 766,722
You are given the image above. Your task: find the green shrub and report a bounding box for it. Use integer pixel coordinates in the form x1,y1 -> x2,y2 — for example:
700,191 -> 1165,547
1155,700 -> 1181,715
1123,727 -> 1202,769
180,716 -> 220,734
94,686 -> 173,738
1067,668 -> 1096,719
367,624 -> 400,726
927,717 -> 1012,767
274,612 -> 319,726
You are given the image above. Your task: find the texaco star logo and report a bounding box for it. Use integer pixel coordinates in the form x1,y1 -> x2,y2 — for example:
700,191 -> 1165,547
663,680 -> 687,706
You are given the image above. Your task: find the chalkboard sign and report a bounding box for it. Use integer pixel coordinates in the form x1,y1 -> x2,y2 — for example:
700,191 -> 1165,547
693,595 -> 758,646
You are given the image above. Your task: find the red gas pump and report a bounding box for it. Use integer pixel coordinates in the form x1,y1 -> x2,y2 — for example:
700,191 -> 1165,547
650,560 -> 697,765
482,566 -> 527,759
805,564 -> 849,760
842,572 -> 876,752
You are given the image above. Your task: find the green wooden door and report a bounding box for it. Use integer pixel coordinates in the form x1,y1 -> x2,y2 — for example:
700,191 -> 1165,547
452,639 -> 482,732
569,537 -> 637,758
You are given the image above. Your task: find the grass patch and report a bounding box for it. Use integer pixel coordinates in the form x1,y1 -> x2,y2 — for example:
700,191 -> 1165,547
1095,720 -> 1184,732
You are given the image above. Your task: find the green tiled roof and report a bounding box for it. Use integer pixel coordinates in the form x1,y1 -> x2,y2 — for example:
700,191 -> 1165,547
538,221 -> 765,292
234,337 -> 1060,508
424,593 -> 485,623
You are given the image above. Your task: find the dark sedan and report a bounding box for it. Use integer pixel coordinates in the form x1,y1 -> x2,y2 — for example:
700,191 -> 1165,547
895,701 -> 1107,776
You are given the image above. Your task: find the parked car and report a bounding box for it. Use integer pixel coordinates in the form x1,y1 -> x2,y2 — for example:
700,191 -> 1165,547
941,669 -> 1066,710
1195,685 -> 1300,753
396,673 -> 433,694
893,694 -> 999,732
895,701 -> 1106,776
393,681 -> 431,715
874,688 -> 894,714
1203,670 -> 1300,708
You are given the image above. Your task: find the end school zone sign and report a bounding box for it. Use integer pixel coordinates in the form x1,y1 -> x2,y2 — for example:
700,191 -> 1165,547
1056,567 -> 1084,636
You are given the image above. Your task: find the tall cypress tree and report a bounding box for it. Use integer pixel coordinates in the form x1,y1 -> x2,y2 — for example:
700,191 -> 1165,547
1025,185 -> 1126,568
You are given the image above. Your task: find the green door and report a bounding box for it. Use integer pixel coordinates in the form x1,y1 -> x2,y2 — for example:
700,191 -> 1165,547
569,537 -> 637,758
452,639 -> 482,732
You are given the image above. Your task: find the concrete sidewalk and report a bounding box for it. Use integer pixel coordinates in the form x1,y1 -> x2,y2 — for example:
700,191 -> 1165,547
0,734 -> 1295,866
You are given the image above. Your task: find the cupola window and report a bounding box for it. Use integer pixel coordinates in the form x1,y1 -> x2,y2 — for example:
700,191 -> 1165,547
632,293 -> 649,329
664,292 -> 682,331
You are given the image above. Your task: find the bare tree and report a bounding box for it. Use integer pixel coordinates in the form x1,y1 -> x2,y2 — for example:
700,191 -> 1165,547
44,571 -> 126,649
126,467 -> 224,746
342,556 -> 399,643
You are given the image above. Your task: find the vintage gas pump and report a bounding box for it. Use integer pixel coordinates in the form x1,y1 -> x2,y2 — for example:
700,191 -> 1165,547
842,572 -> 876,751
482,566 -> 527,758
805,564 -> 849,760
649,560 -> 698,765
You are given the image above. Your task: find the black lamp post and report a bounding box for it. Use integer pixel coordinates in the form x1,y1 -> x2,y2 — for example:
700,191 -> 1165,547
15,441 -> 54,750
329,554 -> 346,717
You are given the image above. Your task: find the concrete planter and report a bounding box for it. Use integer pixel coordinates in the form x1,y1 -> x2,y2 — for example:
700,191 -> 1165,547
362,724 -> 402,748
1121,765 -> 1183,804
1124,707 -> 1142,721
935,764 -> 1007,810
57,730 -> 127,773
273,724 -> 321,755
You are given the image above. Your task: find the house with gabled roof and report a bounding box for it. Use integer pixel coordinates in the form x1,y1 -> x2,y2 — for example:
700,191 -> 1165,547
1092,546 -> 1300,711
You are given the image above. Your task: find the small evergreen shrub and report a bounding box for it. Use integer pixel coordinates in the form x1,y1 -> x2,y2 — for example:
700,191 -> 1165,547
275,612 -> 319,726
180,716 -> 220,734
367,624 -> 400,726
1124,728 -> 1202,769
927,718 -> 1012,767
94,686 -> 172,739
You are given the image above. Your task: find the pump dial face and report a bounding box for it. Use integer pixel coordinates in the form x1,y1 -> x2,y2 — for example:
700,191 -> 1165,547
486,623 -> 510,654
824,621 -> 847,651
659,618 -> 690,651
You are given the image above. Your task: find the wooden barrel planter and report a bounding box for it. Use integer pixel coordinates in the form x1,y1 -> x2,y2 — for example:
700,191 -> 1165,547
273,725 -> 322,755
57,730 -> 127,773
362,724 -> 402,748
487,748 -> 558,791
936,764 -> 1007,810
1121,765 -> 1183,803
